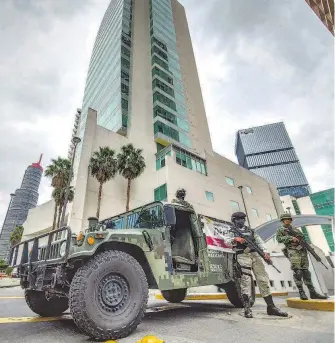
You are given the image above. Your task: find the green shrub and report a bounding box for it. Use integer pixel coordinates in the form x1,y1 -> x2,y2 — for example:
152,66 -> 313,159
5,266 -> 14,276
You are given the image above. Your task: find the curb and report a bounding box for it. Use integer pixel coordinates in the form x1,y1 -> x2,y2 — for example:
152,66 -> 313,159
155,292 -> 288,301
286,298 -> 334,312
0,285 -> 20,289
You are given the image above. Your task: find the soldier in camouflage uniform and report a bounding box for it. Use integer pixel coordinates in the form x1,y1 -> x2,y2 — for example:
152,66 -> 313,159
226,212 -> 288,318
171,188 -> 194,211
276,213 -> 327,300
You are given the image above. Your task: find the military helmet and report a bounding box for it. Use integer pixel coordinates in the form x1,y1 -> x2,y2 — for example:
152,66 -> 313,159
280,213 -> 292,221
231,212 -> 247,222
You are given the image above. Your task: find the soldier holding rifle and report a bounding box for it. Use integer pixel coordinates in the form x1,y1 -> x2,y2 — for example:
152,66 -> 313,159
226,212 -> 288,318
276,213 -> 328,300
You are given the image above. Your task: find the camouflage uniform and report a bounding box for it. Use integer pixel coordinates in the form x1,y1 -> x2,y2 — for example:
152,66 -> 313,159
171,188 -> 194,211
227,212 -> 288,318
276,213 -> 327,300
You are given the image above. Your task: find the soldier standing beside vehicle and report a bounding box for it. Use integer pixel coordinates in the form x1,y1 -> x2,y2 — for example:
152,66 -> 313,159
226,212 -> 288,318
276,213 -> 328,300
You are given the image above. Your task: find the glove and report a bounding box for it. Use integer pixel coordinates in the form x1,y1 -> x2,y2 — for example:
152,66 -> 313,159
234,237 -> 246,244
264,252 -> 271,261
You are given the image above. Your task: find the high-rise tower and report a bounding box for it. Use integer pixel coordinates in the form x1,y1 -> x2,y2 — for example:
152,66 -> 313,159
235,122 -> 311,198
23,0 -> 285,238
0,155 -> 43,260
305,0 -> 334,35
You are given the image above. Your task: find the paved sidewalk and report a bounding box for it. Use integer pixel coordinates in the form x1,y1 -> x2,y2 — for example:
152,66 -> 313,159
0,278 -> 20,288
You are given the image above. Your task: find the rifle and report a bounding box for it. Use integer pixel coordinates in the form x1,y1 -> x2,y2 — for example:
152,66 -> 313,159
285,227 -> 329,270
230,225 -> 281,273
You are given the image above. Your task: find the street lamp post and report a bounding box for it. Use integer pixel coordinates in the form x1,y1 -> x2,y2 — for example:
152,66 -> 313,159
60,136 -> 81,227
238,185 -> 251,228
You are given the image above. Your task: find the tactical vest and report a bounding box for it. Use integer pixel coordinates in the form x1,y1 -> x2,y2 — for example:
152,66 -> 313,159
234,226 -> 255,253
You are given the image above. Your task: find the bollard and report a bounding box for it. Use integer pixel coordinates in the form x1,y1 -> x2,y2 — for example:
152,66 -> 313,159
136,335 -> 165,343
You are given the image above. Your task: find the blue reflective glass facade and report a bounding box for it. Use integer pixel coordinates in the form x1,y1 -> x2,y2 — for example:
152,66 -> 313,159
77,0 -> 133,138
150,0 -> 191,149
235,122 -> 310,198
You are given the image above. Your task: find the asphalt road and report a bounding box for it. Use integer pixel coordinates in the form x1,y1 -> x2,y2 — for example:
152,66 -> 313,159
0,287 -> 334,343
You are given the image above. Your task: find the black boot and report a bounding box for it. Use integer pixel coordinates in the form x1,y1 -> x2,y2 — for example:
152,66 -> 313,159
298,286 -> 308,300
263,295 -> 288,317
242,294 -> 253,318
309,287 -> 328,300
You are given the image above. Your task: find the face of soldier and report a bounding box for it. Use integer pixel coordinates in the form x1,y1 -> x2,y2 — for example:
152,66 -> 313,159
234,218 -> 245,228
283,219 -> 292,226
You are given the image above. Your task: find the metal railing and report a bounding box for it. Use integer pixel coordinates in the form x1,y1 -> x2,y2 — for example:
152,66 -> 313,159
8,226 -> 72,268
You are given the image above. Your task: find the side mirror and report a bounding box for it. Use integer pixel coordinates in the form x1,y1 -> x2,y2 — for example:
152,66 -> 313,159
88,216 -> 99,229
164,206 -> 176,226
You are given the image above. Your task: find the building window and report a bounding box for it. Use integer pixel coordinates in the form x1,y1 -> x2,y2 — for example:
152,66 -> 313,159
280,281 -> 285,287
154,184 -> 167,201
230,201 -> 240,212
246,186 -> 252,194
225,177 -> 234,186
254,280 -> 257,286
156,150 -> 171,170
270,280 -> 274,287
174,146 -> 207,176
288,281 -> 292,287
205,191 -> 214,202
252,208 -> 259,217
266,214 -> 272,221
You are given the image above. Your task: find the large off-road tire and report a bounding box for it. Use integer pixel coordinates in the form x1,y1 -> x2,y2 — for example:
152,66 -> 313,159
69,250 -> 148,342
221,277 -> 256,308
161,288 -> 187,303
24,290 -> 69,317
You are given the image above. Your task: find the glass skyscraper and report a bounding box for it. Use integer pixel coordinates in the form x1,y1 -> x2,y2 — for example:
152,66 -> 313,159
150,0 -> 191,150
77,0 -> 134,137
0,156 -> 42,260
235,122 -> 311,198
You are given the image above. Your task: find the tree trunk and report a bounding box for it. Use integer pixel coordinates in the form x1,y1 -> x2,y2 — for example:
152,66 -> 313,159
96,182 -> 103,219
57,205 -> 62,229
126,178 -> 131,212
52,203 -> 58,230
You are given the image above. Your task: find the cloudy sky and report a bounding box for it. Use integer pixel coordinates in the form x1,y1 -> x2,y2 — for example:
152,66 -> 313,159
0,0 -> 333,225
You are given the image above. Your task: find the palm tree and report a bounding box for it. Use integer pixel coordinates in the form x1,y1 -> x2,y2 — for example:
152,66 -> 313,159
117,144 -> 146,211
52,187 -> 75,229
45,157 -> 72,230
89,147 -> 118,219
10,225 -> 24,246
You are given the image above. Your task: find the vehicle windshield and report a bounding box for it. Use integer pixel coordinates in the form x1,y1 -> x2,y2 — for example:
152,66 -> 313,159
101,202 -> 166,230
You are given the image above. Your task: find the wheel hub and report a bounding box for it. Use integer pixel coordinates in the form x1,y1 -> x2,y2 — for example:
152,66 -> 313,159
98,274 -> 129,313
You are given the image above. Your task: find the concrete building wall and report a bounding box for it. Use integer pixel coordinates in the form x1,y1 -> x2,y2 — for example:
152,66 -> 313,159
21,200 -> 55,240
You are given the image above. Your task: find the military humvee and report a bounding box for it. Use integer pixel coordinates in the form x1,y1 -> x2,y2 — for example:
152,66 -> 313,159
9,201 -> 255,341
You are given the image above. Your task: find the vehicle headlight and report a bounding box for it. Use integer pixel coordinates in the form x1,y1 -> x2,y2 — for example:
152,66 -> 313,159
59,241 -> 67,257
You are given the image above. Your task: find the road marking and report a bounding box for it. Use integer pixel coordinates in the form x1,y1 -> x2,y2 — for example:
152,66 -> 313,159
156,292 -> 288,301
0,304 -> 190,324
0,314 -> 72,324
0,296 -> 24,299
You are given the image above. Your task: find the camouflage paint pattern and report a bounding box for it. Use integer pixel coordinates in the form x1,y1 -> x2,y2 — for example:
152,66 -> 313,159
68,201 -> 234,291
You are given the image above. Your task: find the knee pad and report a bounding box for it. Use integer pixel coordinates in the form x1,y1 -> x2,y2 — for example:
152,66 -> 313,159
293,269 -> 303,280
